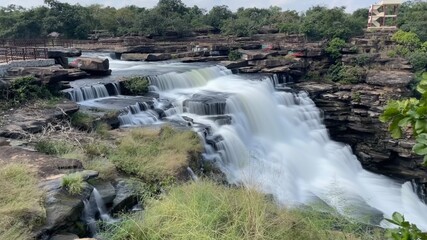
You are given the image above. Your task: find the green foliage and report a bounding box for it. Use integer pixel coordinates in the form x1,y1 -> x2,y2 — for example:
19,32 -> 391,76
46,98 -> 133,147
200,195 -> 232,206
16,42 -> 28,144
83,141 -> 111,158
386,212 -> 427,240
327,63 -> 366,84
325,38 -> 346,59
101,181 -> 383,240
110,126 -> 202,182
228,50 -> 242,61
35,139 -> 75,156
84,158 -> 117,180
122,76 -> 150,96
380,72 -> 427,165
61,173 -> 84,195
407,51 -> 427,72
70,111 -> 95,130
398,1 -> 427,41
0,164 -> 45,239
392,30 -> 422,53
1,76 -> 52,105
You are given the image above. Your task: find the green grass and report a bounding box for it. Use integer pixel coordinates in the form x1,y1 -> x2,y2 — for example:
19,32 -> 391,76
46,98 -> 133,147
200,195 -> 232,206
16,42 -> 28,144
102,181 -> 383,240
61,173 -> 84,195
0,164 -> 45,240
110,126 -> 203,182
71,111 -> 95,130
35,139 -> 76,156
84,158 -> 117,180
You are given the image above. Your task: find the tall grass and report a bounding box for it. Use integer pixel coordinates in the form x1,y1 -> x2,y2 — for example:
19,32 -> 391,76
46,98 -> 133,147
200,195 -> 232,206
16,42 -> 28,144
61,173 -> 84,195
110,126 -> 203,182
0,164 -> 45,240
102,181 -> 384,240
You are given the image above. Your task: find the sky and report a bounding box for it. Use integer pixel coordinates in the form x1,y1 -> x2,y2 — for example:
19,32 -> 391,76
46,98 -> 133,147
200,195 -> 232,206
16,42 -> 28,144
0,0 -> 376,12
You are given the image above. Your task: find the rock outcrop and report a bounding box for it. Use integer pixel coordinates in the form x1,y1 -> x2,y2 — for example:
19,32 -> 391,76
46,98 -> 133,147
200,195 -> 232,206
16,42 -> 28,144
294,81 -> 427,184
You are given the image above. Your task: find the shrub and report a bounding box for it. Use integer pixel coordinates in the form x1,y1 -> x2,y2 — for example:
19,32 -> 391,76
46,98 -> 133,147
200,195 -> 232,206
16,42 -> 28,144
407,51 -> 427,72
388,50 -> 398,58
327,63 -> 366,84
61,173 -> 84,195
325,37 -> 346,59
228,50 -> 242,61
122,76 -> 150,95
0,76 -> 52,104
83,142 -> 111,158
71,111 -> 95,130
110,126 -> 203,182
0,164 -> 45,239
101,181 -> 383,240
35,139 -> 75,156
392,30 -> 422,51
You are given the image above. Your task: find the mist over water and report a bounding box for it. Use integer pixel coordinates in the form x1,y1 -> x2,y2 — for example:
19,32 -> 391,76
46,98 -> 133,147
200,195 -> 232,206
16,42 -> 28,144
76,56 -> 427,230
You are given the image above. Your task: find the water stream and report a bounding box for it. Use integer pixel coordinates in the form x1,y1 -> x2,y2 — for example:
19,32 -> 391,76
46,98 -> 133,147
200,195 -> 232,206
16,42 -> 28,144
73,54 -> 427,230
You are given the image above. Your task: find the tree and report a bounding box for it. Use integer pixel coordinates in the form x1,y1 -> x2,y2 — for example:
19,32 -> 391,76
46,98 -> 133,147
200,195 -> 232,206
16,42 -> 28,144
398,0 -> 427,41
204,5 -> 233,31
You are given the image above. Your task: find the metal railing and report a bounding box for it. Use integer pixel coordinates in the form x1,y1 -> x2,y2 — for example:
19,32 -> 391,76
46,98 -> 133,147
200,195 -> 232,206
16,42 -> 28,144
0,38 -> 97,48
0,47 -> 48,63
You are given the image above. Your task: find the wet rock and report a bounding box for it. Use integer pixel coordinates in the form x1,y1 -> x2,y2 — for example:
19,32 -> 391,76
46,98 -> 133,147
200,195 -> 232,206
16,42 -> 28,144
80,170 -> 99,181
91,180 -> 116,205
6,65 -> 69,84
183,92 -> 229,115
121,53 -> 147,61
111,180 -> 138,214
145,53 -> 172,61
0,137 -> 9,146
260,66 -> 290,73
48,48 -> 82,58
37,178 -> 93,238
50,233 -> 80,240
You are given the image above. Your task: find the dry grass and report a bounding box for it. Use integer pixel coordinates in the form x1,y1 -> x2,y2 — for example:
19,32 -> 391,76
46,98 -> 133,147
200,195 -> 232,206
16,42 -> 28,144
110,126 -> 203,181
0,163 -> 45,240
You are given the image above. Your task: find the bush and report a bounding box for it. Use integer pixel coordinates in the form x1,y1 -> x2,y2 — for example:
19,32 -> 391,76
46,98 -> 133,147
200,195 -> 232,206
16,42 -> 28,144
327,63 -> 366,84
35,139 -> 75,156
83,142 -> 111,158
386,212 -> 427,240
122,76 -> 150,95
392,30 -> 422,51
0,164 -> 45,239
71,111 -> 95,130
228,50 -> 242,61
325,38 -> 346,59
61,173 -> 84,195
101,181 -> 383,240
0,76 -> 52,104
110,126 -> 202,182
407,51 -> 427,72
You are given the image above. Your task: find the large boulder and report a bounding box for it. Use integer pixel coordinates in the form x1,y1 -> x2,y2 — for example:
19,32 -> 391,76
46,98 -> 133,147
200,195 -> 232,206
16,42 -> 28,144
145,53 -> 172,61
111,180 -> 138,214
69,57 -> 111,76
48,48 -> 82,58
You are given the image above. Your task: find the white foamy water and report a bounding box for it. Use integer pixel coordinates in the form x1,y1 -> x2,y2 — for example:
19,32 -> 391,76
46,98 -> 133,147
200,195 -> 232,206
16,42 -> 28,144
149,66 -> 427,230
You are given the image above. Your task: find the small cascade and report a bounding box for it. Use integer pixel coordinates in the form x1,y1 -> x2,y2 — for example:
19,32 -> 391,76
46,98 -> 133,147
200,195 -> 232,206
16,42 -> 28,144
82,188 -> 116,237
83,199 -> 97,236
68,82 -> 120,102
92,188 -> 114,222
118,102 -> 159,126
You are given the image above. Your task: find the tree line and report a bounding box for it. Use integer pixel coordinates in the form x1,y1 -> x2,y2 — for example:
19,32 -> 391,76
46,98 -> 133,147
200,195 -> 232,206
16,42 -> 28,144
0,0 -> 425,41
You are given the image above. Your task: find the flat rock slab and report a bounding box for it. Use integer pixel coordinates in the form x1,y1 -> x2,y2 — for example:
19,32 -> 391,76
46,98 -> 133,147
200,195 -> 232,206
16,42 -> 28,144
366,70 -> 414,87
0,100 -> 78,138
0,146 -> 83,179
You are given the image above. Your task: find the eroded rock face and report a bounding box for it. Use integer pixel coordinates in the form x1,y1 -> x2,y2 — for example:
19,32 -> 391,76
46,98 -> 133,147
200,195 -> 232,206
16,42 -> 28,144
294,81 -> 427,184
366,70 -> 414,87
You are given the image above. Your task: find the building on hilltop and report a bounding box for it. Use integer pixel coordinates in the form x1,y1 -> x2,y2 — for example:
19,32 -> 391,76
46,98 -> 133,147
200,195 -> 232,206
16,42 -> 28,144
367,0 -> 401,30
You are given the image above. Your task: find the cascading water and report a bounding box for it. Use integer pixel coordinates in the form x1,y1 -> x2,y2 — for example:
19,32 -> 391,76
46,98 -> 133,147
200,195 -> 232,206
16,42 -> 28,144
69,53 -> 427,230
136,65 -> 427,230
82,188 -> 116,237
67,82 -> 120,102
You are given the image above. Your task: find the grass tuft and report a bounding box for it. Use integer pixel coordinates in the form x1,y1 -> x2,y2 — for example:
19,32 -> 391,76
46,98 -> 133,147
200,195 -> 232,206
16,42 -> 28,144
110,126 -> 203,182
61,173 -> 84,195
35,139 -> 75,156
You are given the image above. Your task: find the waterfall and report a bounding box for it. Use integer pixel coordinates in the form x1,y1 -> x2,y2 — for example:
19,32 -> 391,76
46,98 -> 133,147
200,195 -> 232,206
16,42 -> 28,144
139,66 -> 427,230
68,82 -> 120,102
83,199 -> 97,236
118,102 -> 159,126
82,188 -> 116,237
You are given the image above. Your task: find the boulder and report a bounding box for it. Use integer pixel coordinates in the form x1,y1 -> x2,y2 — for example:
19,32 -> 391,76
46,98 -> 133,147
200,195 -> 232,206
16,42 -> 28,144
111,180 -> 138,214
70,57 -> 111,76
366,70 -> 413,87
241,51 -> 277,61
145,53 -> 172,61
6,65 -> 69,84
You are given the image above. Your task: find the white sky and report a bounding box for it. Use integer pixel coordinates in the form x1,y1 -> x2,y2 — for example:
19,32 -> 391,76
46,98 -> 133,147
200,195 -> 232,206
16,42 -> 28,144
0,0 -> 375,12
